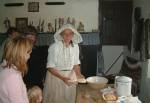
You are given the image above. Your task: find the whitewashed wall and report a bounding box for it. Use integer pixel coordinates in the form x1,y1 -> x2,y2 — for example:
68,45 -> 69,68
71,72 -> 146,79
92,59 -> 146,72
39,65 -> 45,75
102,46 -> 124,75
0,0 -> 98,32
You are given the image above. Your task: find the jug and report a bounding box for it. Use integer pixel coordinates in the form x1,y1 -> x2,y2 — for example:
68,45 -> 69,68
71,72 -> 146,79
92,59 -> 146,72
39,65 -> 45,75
115,76 -> 132,97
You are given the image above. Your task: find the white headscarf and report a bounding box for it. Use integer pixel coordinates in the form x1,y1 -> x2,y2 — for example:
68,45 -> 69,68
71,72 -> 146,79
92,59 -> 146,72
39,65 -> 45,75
54,24 -> 83,44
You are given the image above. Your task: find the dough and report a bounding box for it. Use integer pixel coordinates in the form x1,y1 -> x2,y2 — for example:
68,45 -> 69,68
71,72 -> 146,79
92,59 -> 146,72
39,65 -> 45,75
77,78 -> 86,83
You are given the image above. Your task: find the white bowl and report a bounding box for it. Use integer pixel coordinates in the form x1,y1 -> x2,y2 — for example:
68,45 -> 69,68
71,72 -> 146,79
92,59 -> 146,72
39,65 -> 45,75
86,76 -> 108,89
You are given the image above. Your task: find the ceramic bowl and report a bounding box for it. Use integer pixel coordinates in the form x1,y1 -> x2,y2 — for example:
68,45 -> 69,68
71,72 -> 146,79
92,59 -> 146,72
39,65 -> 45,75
86,76 -> 108,89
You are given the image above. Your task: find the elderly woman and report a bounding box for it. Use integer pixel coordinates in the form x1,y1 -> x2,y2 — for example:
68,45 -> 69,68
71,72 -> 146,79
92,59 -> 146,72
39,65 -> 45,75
43,24 -> 84,103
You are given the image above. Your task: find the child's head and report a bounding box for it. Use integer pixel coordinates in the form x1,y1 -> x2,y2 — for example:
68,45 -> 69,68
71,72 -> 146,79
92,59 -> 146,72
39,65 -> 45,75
28,86 -> 42,103
24,26 -> 37,45
7,27 -> 20,38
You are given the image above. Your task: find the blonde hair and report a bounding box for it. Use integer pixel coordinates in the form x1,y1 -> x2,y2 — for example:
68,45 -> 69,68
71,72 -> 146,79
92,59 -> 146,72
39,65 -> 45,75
28,86 -> 42,103
3,36 -> 33,74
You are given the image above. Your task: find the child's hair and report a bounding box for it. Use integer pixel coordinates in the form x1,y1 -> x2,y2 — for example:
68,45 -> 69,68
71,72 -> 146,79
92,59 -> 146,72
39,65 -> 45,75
6,27 -> 19,35
24,26 -> 37,36
28,86 -> 42,103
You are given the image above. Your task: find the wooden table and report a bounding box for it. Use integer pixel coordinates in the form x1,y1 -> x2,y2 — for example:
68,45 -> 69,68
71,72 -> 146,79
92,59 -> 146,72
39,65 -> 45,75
76,83 -> 107,103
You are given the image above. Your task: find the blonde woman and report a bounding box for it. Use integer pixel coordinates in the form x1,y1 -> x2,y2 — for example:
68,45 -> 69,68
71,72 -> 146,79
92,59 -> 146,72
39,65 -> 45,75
43,24 -> 84,103
28,86 -> 42,103
0,36 -> 33,103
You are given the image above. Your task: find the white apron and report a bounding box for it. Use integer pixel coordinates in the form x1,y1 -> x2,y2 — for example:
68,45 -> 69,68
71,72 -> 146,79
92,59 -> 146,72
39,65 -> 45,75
42,70 -> 77,103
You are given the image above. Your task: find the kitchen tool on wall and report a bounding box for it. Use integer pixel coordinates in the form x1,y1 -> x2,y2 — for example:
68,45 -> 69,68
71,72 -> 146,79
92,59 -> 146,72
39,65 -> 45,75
47,22 -> 54,33
45,2 -> 65,5
144,19 -> 150,59
3,17 -> 11,30
4,3 -> 24,7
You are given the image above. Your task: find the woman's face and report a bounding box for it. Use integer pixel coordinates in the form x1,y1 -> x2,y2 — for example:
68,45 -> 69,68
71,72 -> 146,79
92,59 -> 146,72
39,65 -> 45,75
25,49 -> 32,62
61,29 -> 74,44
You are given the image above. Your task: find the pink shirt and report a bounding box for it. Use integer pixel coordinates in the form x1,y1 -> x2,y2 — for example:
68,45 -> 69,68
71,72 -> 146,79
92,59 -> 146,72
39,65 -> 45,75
0,62 -> 29,103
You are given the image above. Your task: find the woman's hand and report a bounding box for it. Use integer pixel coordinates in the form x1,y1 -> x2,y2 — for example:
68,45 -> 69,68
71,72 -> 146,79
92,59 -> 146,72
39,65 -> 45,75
76,74 -> 85,79
61,76 -> 73,86
73,65 -> 85,79
48,68 -> 78,86
48,68 -> 70,85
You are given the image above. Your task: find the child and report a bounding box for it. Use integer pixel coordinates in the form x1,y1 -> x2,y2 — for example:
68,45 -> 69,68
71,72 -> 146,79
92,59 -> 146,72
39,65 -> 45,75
28,86 -> 42,103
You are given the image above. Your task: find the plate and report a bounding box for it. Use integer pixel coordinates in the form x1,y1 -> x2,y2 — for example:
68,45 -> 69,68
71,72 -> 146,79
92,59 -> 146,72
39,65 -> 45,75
102,92 -> 118,101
